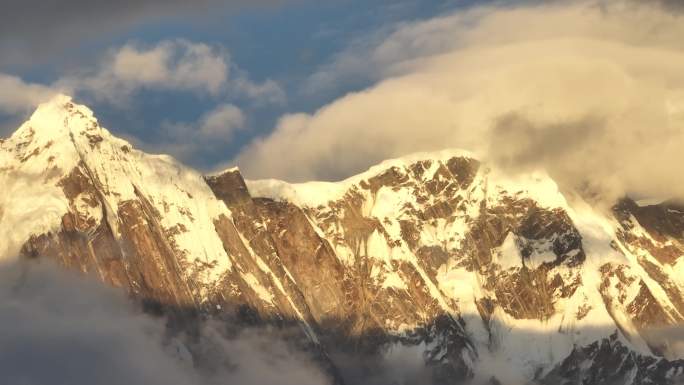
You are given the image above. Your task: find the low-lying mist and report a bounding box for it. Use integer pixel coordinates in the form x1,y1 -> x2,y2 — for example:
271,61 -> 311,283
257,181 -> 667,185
0,259 -> 330,385
0,259 -> 461,385
2,259 -> 683,385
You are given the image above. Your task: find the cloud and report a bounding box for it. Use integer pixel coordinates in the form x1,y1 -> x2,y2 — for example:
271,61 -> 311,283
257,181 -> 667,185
3,258 -> 681,385
0,259 -> 331,385
58,40 -> 229,102
302,7 -> 471,95
0,74 -> 61,115
199,103 -> 246,138
143,103 -> 247,162
0,39 -> 284,120
114,42 -> 228,94
235,1 -> 684,202
0,260 -> 199,385
58,39 -> 284,105
233,76 -> 287,106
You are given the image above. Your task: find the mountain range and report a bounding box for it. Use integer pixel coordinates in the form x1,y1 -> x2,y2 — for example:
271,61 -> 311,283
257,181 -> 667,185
1,95 -> 683,384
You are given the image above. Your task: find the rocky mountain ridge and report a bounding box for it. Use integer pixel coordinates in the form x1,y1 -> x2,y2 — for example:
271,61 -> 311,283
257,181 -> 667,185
1,95 -> 683,384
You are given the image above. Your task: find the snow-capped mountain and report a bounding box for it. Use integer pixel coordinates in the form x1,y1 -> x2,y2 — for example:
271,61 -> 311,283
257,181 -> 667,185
1,95 -> 683,384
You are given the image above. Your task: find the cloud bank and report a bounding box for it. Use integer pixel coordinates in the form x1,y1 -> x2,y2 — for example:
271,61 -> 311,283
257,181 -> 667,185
0,260 -> 330,385
236,1 -> 684,202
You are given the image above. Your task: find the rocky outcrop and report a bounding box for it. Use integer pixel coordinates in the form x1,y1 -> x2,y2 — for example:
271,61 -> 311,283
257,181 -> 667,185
542,333 -> 684,385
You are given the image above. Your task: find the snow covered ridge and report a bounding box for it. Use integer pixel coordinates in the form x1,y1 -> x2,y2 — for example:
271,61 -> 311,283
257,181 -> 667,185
2,95 -> 684,385
245,132 -> 684,381
246,149 -> 565,209
245,149 -> 479,206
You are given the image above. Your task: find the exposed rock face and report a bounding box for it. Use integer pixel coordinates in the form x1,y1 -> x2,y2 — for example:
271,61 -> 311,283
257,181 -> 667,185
542,332 -> 684,385
2,95 -> 684,384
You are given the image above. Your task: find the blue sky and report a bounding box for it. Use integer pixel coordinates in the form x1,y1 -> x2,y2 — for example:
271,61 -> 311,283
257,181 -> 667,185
1,0 -> 485,170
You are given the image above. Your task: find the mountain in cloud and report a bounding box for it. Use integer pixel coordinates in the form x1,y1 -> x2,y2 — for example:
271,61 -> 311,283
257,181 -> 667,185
1,95 -> 684,385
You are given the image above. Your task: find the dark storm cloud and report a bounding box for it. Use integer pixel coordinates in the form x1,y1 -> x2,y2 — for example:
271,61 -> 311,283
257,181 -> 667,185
0,0 -> 288,67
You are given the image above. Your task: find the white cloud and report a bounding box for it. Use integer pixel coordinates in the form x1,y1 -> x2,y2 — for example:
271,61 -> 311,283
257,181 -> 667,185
53,39 -> 284,106
235,1 -> 684,202
59,40 -> 229,102
0,74 -> 60,114
0,38 -> 284,136
199,103 -> 246,138
111,43 -> 177,85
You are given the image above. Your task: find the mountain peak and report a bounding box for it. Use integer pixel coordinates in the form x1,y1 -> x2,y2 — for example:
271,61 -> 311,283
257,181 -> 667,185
7,94 -> 98,146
